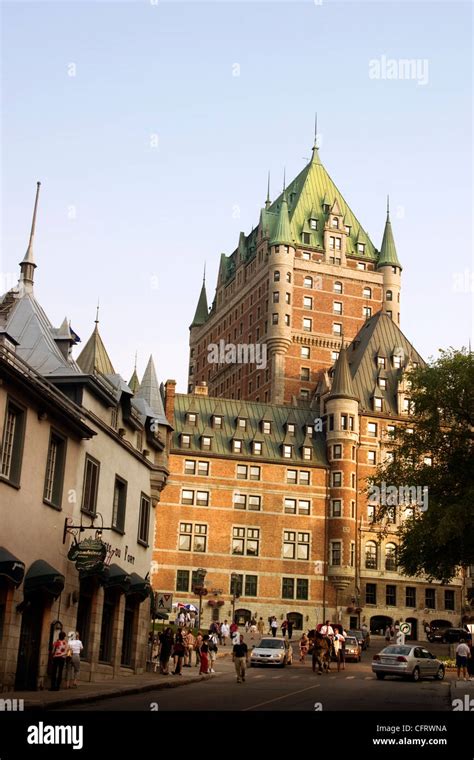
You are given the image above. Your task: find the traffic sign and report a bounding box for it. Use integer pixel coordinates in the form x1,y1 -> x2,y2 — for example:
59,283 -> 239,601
400,622 -> 411,635
155,593 -> 173,611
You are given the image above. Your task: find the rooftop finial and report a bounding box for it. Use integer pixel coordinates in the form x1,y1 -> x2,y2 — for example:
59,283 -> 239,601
265,171 -> 271,208
283,167 -> 286,192
134,350 -> 138,371
19,181 -> 41,293
387,195 -> 390,220
313,112 -> 318,149
95,299 -> 100,326
203,263 -> 206,285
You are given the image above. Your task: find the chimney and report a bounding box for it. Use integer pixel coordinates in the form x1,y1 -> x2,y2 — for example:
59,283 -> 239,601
194,381 -> 208,397
164,379 -> 177,422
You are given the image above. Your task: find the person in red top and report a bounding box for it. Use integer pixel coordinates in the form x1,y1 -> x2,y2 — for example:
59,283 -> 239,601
199,635 -> 210,674
50,631 -> 67,691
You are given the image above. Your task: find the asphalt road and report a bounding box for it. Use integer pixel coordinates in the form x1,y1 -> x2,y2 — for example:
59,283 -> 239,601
59,644 -> 453,713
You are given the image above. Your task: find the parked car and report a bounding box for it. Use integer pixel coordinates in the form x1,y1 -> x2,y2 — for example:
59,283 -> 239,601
426,628 -> 446,643
440,628 -> 471,644
372,645 -> 445,682
348,629 -> 369,651
344,635 -> 362,662
250,637 -> 292,667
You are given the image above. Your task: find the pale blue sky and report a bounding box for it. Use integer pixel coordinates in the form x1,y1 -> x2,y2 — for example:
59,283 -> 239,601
1,0 -> 472,390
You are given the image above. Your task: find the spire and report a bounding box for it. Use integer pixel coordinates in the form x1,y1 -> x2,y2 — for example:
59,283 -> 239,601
311,113 -> 321,165
283,167 -> 286,191
190,277 -> 209,328
129,352 -> 140,394
265,171 -> 271,209
136,355 -> 165,417
77,311 -> 115,375
19,181 -> 41,293
328,347 -> 359,401
95,299 -> 100,327
270,188 -> 293,246
378,198 -> 402,270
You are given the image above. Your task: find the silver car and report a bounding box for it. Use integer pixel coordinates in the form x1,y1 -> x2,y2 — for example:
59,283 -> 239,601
372,645 -> 445,682
250,637 -> 292,667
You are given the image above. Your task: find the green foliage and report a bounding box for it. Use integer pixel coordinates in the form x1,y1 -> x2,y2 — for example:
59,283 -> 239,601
369,349 -> 474,582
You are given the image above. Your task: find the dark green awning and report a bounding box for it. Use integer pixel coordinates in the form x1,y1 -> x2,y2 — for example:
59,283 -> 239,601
103,563 -> 131,593
24,560 -> 64,598
0,547 -> 25,587
128,572 -> 151,601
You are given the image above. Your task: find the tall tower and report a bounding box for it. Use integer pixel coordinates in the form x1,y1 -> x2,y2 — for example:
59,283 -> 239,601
266,187 -> 295,404
324,346 -> 359,612
377,197 -> 402,325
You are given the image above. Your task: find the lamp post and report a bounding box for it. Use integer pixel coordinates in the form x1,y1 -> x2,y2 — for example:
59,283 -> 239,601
192,567 -> 207,629
230,572 -> 240,625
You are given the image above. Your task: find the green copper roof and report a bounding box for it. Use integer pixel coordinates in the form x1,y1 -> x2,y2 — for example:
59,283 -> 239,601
190,281 -> 209,328
378,213 -> 402,270
270,190 -> 293,246
77,323 -> 115,375
328,347 -> 358,401
128,367 -> 140,394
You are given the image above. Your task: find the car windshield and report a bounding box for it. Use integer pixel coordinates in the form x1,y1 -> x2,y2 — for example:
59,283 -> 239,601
345,637 -> 358,645
258,639 -> 284,649
349,630 -> 362,637
382,646 -> 412,655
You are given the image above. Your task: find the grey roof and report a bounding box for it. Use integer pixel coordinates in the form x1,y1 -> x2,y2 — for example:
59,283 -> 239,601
327,347 -> 358,401
104,374 -> 134,400
134,355 -> 170,426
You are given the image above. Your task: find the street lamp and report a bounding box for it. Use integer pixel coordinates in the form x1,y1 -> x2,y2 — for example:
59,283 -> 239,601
192,567 -> 207,629
230,572 -> 240,625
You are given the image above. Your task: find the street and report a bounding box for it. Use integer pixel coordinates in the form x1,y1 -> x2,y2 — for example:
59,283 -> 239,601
58,638 -> 453,712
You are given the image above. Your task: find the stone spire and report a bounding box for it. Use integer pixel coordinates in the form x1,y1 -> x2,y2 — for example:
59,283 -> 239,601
190,269 -> 209,327
19,181 -> 41,294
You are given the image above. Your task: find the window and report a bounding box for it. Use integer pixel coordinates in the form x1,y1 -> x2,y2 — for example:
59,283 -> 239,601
333,444 -> 342,459
284,498 -> 310,515
378,377 -> 387,390
303,318 -> 312,332
425,588 -> 435,609
331,500 -> 342,517
363,306 -> 372,318
357,243 -> 365,254
304,276 -> 313,288
302,446 -> 312,460
444,590 -> 455,611
232,527 -> 260,556
273,291 -> 280,303
179,523 -> 207,552
373,397 -> 382,412
181,434 -> 191,448
282,444 -> 292,459
377,356 -> 386,369
286,272 -> 292,283
233,493 -> 261,511
332,217 -> 339,229
368,422 -> 378,437
198,461 -> 209,476
301,367 -> 310,381
272,313 -> 278,325
287,469 -> 297,485
185,459 -> 196,475
309,219 -> 317,230
386,290 -> 393,301
187,412 -> 197,426
357,262 -> 366,270
0,399 -> 26,485
365,542 -> 377,569
262,421 -> 271,434
43,431 -> 66,508
335,237 -> 341,250
274,271 -> 280,282
333,301 -> 342,315
333,323 -> 342,336
330,541 -> 341,566
303,296 -> 313,311
182,489 -> 194,505
393,355 -> 402,368
237,418 -> 247,431
253,441 -> 262,456
363,287 -> 372,298
341,414 -> 348,430
213,415 -> 223,428
176,569 -> 190,592
332,471 -> 342,487
386,585 -> 396,606
302,232 -> 311,245
329,236 -> 335,249
302,251 -> 310,261
334,281 -> 343,294
300,389 -> 309,399
282,578 -> 308,600
196,491 -> 209,506
112,476 -> 127,533
284,314 -> 290,326
366,583 -> 377,605
351,500 -> 355,518
201,436 -> 212,451
81,456 -> 100,515
331,350 -> 340,362
138,494 -> 151,545
245,575 -> 258,597
286,423 -> 296,435
283,531 -> 310,560
284,498 -> 297,514
368,450 -> 376,465
351,473 -> 356,488
285,292 -> 291,304
406,587 -> 416,607
328,414 -> 334,431
301,346 -> 310,359
385,543 -> 397,571
233,439 -> 243,454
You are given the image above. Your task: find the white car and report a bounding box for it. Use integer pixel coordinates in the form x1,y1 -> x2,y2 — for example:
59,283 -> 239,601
372,645 -> 445,682
250,638 -> 292,667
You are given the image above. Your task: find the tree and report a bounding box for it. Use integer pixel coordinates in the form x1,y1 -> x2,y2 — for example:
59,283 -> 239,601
369,348 -> 474,582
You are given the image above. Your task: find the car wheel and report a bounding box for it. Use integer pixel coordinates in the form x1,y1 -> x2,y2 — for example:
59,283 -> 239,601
412,667 -> 420,682
376,673 -> 385,680
358,655 -> 361,663
435,666 -> 445,681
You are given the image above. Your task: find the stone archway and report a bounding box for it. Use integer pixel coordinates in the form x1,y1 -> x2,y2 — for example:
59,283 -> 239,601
370,615 -> 393,636
405,617 -> 418,641
287,612 -> 303,630
234,608 -> 251,626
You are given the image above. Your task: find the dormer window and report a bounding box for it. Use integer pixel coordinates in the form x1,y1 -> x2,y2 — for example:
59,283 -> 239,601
345,225 -> 351,235
187,412 -> 197,426
286,423 -> 296,435
393,355 -> 402,368
357,243 -> 365,254
331,217 -> 339,229
306,425 -> 313,436
323,203 -> 330,213
237,418 -> 247,431
377,357 -> 386,369
282,444 -> 292,459
261,421 -> 271,434
378,378 -> 387,389
201,436 -> 212,451
374,397 -> 383,412
253,441 -> 262,456
213,415 -> 223,429
302,446 -> 312,460
309,218 -> 318,230
181,434 -> 191,449
302,232 -> 311,245
233,439 -> 243,453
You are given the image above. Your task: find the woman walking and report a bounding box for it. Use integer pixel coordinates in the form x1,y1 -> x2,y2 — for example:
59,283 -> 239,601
159,627 -> 174,675
65,632 -> 83,688
50,631 -> 67,691
172,631 -> 185,675
299,632 -> 309,663
199,635 -> 210,674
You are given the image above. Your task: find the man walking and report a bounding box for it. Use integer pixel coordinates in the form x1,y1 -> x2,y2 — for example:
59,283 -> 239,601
270,617 -> 278,637
232,634 -> 249,683
220,620 -> 230,646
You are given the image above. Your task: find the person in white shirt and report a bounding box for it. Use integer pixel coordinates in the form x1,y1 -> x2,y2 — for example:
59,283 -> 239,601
65,632 -> 83,688
220,621 -> 230,646
456,639 -> 471,680
333,631 -> 346,672
321,621 -> 334,639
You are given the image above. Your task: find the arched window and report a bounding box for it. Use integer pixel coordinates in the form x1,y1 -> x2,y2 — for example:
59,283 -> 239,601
385,543 -> 397,571
334,281 -> 343,294
365,541 -> 378,569
273,271 -> 280,282
363,287 -> 372,298
386,290 -> 393,301
304,276 -> 313,288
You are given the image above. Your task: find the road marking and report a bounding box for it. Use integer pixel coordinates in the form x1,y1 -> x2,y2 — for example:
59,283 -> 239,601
271,675 -> 283,679
364,677 -> 374,680
345,676 -> 355,680
242,683 -> 321,711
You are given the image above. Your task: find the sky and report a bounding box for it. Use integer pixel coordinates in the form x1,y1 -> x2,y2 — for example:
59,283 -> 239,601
1,0 -> 472,391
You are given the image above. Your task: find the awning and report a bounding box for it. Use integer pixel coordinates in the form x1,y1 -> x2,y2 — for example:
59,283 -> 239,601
127,572 -> 151,601
102,563 -> 131,593
0,547 -> 25,587
23,560 -> 65,598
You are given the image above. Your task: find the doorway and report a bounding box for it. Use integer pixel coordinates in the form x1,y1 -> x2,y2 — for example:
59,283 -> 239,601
15,596 -> 44,690
370,615 -> 393,636
287,612 -> 303,630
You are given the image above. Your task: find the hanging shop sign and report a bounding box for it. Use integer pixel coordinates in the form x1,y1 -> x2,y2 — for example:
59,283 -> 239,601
68,537 -> 107,573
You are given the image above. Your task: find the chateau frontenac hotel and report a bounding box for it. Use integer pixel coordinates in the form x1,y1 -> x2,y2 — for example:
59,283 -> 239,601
152,137 -> 469,638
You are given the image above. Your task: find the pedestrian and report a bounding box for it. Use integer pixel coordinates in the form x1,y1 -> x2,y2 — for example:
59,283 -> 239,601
151,636 -> 160,673
208,634 -> 218,673
220,620 -> 230,646
199,635 -> 210,675
159,627 -> 174,675
65,631 -> 83,688
230,620 -> 239,645
50,631 -> 67,691
184,629 -> 195,667
385,625 -> 392,643
244,620 -> 250,633
299,632 -> 309,663
232,634 -> 249,683
195,631 -> 203,666
270,617 -> 278,637
287,620 -> 294,640
281,619 -> 288,637
456,638 -> 471,681
257,617 -> 265,635
467,639 -> 474,681
334,631 -> 346,672
172,631 -> 185,675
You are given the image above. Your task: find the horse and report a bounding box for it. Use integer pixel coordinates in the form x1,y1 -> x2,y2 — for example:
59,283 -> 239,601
312,634 -> 332,673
